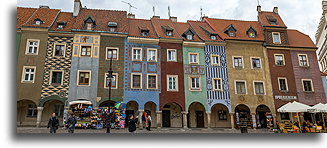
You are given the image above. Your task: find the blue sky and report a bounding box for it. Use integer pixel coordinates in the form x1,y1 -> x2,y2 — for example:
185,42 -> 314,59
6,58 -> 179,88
17,0 -> 323,42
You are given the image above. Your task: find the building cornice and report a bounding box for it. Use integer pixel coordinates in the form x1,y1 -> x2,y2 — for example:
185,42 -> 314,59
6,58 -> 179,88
127,37 -> 159,45
205,41 -> 226,46
183,41 -> 205,48
159,38 -> 183,43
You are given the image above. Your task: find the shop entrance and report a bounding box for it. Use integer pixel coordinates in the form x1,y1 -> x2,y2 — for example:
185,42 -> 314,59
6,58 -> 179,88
188,102 -> 206,128
161,103 -> 183,128
162,110 -> 170,127
256,105 -> 272,128
196,111 -> 204,128
235,104 -> 251,128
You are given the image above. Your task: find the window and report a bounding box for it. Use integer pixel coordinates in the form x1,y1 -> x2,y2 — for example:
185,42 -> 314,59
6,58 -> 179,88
302,79 -> 314,92
131,74 -> 142,89
211,55 -> 220,66
189,53 -> 199,64
166,31 -> 173,36
35,20 -> 41,25
21,66 -> 36,83
228,31 -> 236,37
298,54 -> 309,67
50,71 -> 63,85
25,39 -> 39,55
251,58 -> 261,69
147,49 -> 157,61
147,74 -> 157,89
233,57 -> 243,68
141,31 -> 149,36
210,35 -> 217,40
187,34 -> 193,40
212,78 -> 222,91
86,23 -> 92,30
104,73 -> 118,89
55,104 -> 64,117
78,71 -> 91,86
132,48 -> 142,61
280,113 -> 290,120
54,44 -> 65,57
235,81 -> 246,94
57,24 -> 64,29
254,81 -> 265,95
274,54 -> 285,66
81,46 -> 92,57
167,49 -> 177,62
109,27 -> 116,32
248,32 -> 256,38
106,48 -> 118,60
218,110 -> 227,120
278,77 -> 288,92
27,104 -> 37,117
272,32 -> 281,44
167,75 -> 178,91
190,76 -> 201,90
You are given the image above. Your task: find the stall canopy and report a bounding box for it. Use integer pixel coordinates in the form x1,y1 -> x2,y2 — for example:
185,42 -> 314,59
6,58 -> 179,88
311,103 -> 327,113
69,100 -> 92,106
277,101 -> 312,113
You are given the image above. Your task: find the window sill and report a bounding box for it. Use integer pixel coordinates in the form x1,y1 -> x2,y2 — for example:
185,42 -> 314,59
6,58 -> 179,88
190,89 -> 202,91
299,66 -> 310,68
234,67 -> 244,70
279,90 -> 289,93
275,64 -> 286,67
167,90 -> 179,92
21,81 -> 35,83
25,53 -> 38,55
51,83 -> 62,86
77,84 -> 91,86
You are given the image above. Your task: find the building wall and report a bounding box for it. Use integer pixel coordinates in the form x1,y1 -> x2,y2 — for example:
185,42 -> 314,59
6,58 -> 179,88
322,76 -> 327,102
16,32 -> 21,58
97,35 -> 126,105
291,50 -> 327,105
159,42 -> 185,111
68,34 -> 100,105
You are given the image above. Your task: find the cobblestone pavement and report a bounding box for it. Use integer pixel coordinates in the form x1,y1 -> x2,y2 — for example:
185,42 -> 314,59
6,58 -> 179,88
17,127 -> 274,134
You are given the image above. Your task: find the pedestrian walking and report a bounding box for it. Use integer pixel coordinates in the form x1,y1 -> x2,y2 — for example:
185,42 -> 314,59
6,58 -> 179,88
66,111 -> 77,133
47,112 -> 59,133
146,113 -> 152,131
127,114 -> 138,133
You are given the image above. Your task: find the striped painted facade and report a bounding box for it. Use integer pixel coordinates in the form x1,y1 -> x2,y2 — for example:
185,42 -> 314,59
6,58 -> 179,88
204,45 -> 231,112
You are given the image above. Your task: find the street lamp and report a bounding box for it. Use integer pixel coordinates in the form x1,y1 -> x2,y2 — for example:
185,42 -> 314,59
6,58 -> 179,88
106,54 -> 114,133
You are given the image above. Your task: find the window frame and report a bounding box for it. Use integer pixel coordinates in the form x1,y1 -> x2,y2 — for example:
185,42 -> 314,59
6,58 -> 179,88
147,74 -> 158,89
25,39 -> 40,55
26,104 -> 37,117
132,47 -> 142,61
302,79 -> 314,92
250,57 -> 262,69
167,75 -> 179,92
79,44 -> 93,57
212,78 -> 223,91
253,81 -> 265,95
167,49 -> 177,62
77,70 -> 91,86
147,48 -> 158,62
298,54 -> 309,67
272,32 -> 281,44
104,72 -> 118,89
218,110 -> 228,120
235,80 -> 247,95
248,31 -> 256,38
277,77 -> 289,92
189,75 -> 202,91
232,56 -> 244,69
49,70 -> 64,85
274,54 -> 285,66
21,66 -> 36,83
211,54 -> 220,66
53,43 -> 66,57
106,47 -> 119,60
188,52 -> 199,64
86,23 -> 92,30
186,34 -> 193,40
131,73 -> 142,89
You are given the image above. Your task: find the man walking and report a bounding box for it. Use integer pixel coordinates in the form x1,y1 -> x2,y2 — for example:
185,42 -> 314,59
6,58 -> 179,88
66,111 -> 77,133
47,112 -> 59,133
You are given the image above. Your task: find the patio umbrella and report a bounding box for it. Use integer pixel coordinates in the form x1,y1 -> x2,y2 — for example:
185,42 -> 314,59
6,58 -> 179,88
114,101 -> 126,109
311,103 -> 327,129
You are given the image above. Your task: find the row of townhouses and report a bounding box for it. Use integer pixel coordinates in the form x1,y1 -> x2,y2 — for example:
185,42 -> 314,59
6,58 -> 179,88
17,0 -> 326,129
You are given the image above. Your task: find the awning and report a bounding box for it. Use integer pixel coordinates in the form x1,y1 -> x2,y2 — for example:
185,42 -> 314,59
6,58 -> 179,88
69,100 -> 92,106
277,101 -> 312,113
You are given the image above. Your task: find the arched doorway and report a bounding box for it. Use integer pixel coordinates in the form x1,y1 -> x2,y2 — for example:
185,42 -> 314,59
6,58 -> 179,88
144,101 -> 157,127
235,104 -> 251,128
188,102 -> 206,128
162,102 -> 182,128
256,105 -> 272,128
17,100 -> 37,126
126,101 -> 139,120
211,104 -> 231,128
99,100 -> 116,108
41,100 -> 65,126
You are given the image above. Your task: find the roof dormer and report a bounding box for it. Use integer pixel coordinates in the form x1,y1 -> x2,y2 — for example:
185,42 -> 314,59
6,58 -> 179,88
84,16 -> 96,30
224,24 -> 237,37
162,25 -> 174,36
56,21 -> 67,29
246,26 -> 257,38
34,18 -> 43,25
200,26 -> 218,40
183,28 -> 195,40
266,15 -> 277,25
139,27 -> 149,37
108,22 -> 117,32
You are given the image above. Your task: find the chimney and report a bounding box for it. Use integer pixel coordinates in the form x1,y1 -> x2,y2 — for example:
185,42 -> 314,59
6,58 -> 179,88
257,5 -> 261,13
201,16 -> 208,21
273,7 -> 278,14
152,16 -> 160,19
39,5 -> 49,9
169,16 -> 177,22
127,13 -> 135,19
73,0 -> 82,17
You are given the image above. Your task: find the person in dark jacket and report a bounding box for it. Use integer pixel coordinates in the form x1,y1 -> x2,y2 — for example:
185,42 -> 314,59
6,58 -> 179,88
127,114 -> 138,133
66,111 -> 77,133
47,112 -> 59,133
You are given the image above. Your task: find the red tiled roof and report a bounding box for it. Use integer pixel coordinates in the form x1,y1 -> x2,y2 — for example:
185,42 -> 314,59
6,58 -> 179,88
258,11 -> 287,28
151,18 -> 182,39
204,18 -> 264,41
173,22 -> 202,42
49,12 -> 76,32
287,29 -> 316,48
72,8 -> 128,33
17,7 -> 37,29
128,18 -> 158,38
188,21 -> 223,42
22,7 -> 60,28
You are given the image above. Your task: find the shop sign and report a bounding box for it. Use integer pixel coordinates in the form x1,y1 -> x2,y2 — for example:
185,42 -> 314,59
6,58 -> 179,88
274,96 -> 297,100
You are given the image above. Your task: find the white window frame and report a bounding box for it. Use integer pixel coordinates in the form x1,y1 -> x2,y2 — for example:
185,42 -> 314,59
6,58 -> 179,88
167,75 -> 179,91
53,43 -> 66,57
187,34 -> 193,40
211,54 -> 220,66
274,54 -> 285,66
21,66 -> 36,83
167,49 -> 177,62
166,31 -> 173,36
106,47 -> 119,60
253,81 -> 266,95
49,70 -> 64,85
147,48 -> 157,62
298,54 -> 309,67
147,74 -> 158,89
25,39 -> 40,55
272,32 -> 281,44
132,48 -> 142,61
131,73 -> 142,89
277,77 -> 289,92
189,52 -> 199,64
212,78 -> 223,91
250,57 -> 262,69
79,44 -> 93,57
86,23 -> 92,30
210,35 -> 217,40
189,75 -> 201,91
232,56 -> 244,68
104,73 -> 118,89
302,79 -> 314,92
234,80 -> 247,95
77,70 -> 91,86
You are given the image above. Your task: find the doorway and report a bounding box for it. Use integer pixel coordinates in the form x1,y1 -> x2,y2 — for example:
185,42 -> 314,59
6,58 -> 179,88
162,110 -> 170,127
196,111 -> 204,128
